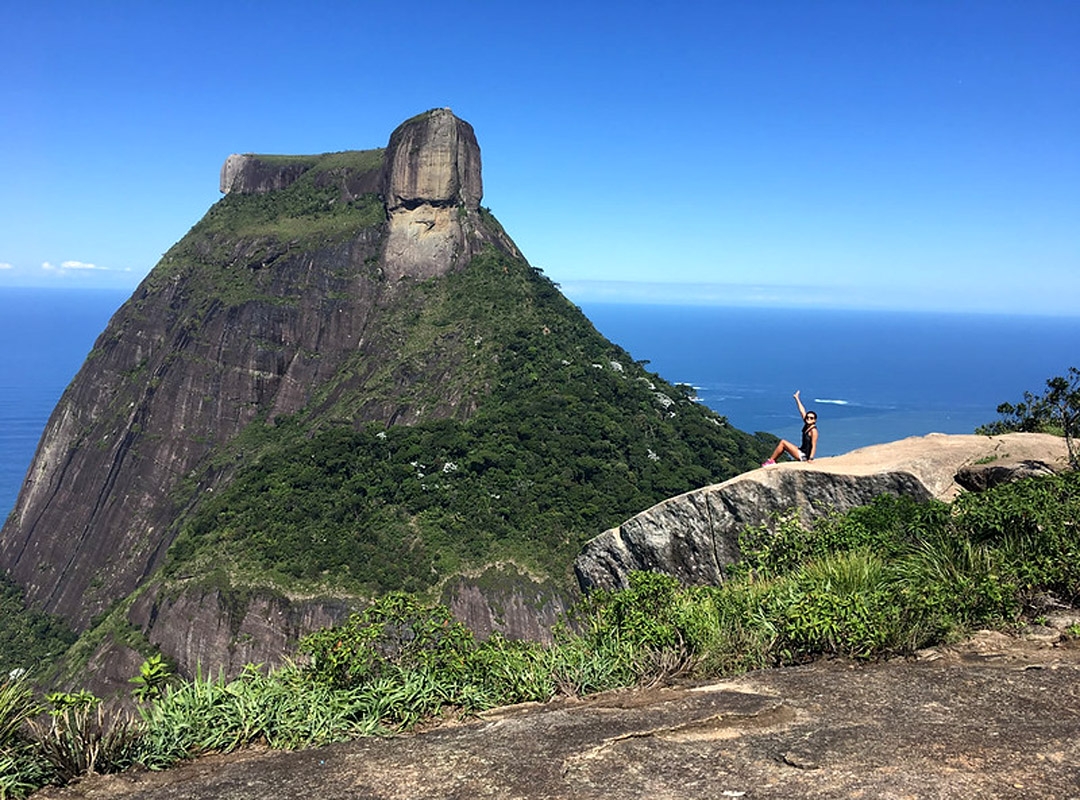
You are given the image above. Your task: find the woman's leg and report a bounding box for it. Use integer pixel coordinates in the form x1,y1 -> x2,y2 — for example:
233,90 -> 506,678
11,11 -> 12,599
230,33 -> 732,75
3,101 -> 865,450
767,439 -> 802,462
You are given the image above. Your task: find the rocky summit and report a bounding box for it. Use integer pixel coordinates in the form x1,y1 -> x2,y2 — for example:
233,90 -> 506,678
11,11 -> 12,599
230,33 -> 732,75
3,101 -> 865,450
0,109 -> 769,692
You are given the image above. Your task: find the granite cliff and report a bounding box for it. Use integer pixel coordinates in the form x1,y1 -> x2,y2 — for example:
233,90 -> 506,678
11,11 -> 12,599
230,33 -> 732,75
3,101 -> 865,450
0,109 -> 768,691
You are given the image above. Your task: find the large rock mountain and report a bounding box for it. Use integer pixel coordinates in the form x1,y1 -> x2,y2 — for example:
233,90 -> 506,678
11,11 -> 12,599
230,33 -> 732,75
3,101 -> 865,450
1,109 -> 769,688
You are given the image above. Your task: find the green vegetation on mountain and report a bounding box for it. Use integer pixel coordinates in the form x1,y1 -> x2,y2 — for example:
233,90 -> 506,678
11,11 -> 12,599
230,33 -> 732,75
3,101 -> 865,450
0,576 -> 76,679
165,246 -> 772,595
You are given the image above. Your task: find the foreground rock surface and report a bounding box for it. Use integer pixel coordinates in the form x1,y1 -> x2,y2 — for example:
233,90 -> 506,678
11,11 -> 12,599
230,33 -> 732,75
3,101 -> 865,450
576,433 -> 1069,591
37,629 -> 1080,799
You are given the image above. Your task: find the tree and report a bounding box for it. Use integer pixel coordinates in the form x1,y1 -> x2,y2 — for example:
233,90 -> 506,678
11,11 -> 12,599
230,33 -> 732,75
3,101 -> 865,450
978,366 -> 1080,469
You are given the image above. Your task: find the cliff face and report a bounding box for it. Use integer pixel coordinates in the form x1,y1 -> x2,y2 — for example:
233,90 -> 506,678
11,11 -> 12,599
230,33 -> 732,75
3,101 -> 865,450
1,109 -> 769,689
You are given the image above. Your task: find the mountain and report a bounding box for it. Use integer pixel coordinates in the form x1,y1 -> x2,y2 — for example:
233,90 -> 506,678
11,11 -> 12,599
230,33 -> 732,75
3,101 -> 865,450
0,109 -> 770,690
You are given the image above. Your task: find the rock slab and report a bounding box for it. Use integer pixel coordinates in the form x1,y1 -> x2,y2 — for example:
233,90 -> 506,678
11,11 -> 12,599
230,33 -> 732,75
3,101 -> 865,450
575,433 -> 1069,591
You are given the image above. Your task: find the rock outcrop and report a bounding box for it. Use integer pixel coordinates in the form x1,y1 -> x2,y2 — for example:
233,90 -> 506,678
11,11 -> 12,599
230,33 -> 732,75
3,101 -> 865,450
440,564 -> 574,646
382,108 -> 489,280
575,433 -> 1069,591
0,110 -> 513,646
219,154 -> 315,195
383,109 -> 482,211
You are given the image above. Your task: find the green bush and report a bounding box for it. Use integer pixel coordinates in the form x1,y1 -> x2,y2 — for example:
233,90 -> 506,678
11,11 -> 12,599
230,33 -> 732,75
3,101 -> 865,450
953,470 -> 1080,595
733,494 -> 951,580
891,532 -> 1017,643
765,550 -> 904,661
299,592 -> 476,690
0,678 -> 51,800
28,703 -> 142,785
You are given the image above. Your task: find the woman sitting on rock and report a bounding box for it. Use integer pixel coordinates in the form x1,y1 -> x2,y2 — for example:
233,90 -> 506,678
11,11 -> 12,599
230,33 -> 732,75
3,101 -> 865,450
762,390 -> 817,465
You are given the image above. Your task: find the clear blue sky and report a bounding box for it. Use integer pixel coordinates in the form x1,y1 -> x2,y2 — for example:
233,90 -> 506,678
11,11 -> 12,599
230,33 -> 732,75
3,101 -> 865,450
2,1 -> 1077,314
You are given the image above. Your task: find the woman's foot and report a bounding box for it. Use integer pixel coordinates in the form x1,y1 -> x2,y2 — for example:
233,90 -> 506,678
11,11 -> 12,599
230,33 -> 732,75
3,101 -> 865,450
761,458 -> 776,466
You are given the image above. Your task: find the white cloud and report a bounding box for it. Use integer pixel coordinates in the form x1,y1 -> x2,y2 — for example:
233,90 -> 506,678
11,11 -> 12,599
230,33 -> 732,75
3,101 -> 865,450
39,259 -> 130,274
0,262 -> 12,270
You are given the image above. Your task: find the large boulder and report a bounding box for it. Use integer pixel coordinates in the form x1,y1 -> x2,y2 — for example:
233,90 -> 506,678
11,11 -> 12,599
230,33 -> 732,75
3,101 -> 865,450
382,108 -> 488,279
574,433 -> 1069,591
383,108 -> 482,211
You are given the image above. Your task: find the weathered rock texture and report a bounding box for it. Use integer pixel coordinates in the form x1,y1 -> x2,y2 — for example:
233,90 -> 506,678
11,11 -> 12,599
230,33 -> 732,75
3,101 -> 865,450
575,432 -> 1069,591
36,629 -> 1080,800
384,109 -> 482,211
382,108 -> 489,279
220,153 -> 383,199
220,154 -> 314,195
440,565 -> 575,646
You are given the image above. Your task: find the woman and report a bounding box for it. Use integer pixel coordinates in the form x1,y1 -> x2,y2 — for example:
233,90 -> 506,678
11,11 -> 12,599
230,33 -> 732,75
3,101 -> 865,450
762,390 -> 817,465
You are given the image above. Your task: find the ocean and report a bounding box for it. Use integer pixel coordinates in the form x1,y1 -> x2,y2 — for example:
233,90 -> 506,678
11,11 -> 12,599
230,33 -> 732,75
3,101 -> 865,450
2,288 -> 1079,522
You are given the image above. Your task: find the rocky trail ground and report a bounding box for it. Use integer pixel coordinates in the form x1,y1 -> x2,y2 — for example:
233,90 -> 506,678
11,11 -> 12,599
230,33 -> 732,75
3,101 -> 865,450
37,620 -> 1080,800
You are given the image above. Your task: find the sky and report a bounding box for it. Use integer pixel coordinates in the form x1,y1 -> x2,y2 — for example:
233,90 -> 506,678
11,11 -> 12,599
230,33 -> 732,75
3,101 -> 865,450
1,1 -> 1078,314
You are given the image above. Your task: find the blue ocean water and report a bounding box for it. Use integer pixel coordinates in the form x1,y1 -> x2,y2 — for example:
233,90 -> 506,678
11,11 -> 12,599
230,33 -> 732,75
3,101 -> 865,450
0,288 -> 129,523
580,304 -> 1080,458
1,290 -> 1078,523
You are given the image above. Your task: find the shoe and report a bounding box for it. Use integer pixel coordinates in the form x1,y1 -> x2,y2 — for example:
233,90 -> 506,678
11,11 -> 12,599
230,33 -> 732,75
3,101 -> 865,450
761,459 -> 776,466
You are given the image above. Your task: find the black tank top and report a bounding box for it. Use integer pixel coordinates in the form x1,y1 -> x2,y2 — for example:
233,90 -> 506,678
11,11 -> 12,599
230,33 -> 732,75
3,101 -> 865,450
801,423 -> 816,457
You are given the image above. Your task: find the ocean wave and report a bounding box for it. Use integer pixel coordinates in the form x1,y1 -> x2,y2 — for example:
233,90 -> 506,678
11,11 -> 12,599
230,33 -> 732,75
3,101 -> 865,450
815,398 -> 849,405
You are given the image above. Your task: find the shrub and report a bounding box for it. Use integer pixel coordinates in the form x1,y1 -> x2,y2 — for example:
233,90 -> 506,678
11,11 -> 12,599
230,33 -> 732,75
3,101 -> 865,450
28,703 -> 142,785
0,678 -> 52,800
299,592 -> 476,691
952,471 -> 1080,597
765,550 -> 904,661
733,495 -> 951,580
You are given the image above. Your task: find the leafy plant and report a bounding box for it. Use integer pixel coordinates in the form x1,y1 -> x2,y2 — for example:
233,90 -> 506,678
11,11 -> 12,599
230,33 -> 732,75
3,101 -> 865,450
130,654 -> 175,703
28,704 -> 142,784
770,550 -> 904,660
300,592 -> 476,690
44,690 -> 100,714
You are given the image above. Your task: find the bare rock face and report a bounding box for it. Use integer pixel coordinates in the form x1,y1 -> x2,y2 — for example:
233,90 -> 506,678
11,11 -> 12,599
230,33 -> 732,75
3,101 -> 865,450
126,584 -> 353,678
383,108 -> 482,211
220,154 -> 312,194
955,458 -> 1059,492
440,565 -> 576,646
382,108 -> 485,279
575,433 -> 1069,591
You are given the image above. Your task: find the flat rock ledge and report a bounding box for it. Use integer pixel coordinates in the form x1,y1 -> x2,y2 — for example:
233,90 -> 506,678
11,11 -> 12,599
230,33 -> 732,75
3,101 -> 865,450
37,629 -> 1080,799
575,433 -> 1069,592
